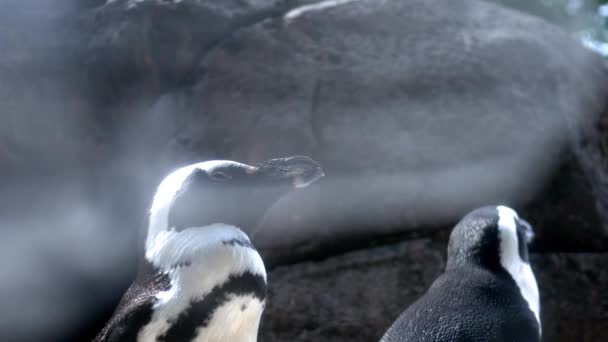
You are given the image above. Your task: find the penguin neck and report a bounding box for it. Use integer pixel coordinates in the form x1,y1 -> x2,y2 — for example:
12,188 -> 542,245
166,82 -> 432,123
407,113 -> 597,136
145,223 -> 266,279
499,251 -> 540,330
498,215 -> 541,331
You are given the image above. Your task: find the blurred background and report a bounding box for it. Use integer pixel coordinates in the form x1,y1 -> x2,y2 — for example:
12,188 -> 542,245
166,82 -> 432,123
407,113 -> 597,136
0,0 -> 607,341
496,0 -> 608,56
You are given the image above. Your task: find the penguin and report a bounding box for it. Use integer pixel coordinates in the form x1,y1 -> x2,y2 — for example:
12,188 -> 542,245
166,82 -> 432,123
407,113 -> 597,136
380,205 -> 540,342
94,156 -> 324,342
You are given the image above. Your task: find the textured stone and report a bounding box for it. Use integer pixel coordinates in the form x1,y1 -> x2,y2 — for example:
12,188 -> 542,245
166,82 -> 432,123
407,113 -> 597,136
0,0 -> 606,255
187,0 -> 608,256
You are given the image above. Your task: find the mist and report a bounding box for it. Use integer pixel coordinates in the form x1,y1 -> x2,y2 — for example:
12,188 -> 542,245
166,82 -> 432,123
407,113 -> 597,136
0,0 -> 606,341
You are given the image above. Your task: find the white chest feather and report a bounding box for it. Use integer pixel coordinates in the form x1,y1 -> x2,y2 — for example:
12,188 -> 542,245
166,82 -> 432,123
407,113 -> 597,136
138,224 -> 267,342
191,295 -> 265,342
138,293 -> 264,342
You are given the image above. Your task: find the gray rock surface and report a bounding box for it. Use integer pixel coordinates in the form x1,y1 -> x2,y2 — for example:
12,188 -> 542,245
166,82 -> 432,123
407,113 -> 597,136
0,0 -> 605,255
83,0 -> 608,258
263,238 -> 608,342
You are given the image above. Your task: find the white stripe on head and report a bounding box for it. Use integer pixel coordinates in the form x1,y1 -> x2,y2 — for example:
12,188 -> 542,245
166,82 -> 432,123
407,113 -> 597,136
497,206 -> 541,331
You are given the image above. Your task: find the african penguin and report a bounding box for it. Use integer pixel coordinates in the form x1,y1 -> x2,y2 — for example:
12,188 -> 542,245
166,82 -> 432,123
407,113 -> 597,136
380,205 -> 540,342
94,156 -> 324,342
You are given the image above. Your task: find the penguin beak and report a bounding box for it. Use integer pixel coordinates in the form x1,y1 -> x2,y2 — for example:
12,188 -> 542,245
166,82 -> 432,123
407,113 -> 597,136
520,219 -> 535,244
253,156 -> 324,189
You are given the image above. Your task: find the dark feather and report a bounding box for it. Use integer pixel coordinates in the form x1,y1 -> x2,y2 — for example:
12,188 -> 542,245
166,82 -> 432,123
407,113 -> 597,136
94,266 -> 170,342
159,271 -> 266,342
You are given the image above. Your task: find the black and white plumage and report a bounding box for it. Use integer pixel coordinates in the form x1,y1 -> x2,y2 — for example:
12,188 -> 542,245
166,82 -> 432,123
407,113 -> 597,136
95,156 -> 324,342
381,205 -> 540,342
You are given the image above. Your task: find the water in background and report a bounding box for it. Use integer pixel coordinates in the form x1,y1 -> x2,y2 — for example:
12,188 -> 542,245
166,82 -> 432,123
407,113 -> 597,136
491,0 -> 608,56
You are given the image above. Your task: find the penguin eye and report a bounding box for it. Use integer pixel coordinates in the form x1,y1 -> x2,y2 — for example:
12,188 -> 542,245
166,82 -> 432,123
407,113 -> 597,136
209,170 -> 232,182
517,219 -> 534,244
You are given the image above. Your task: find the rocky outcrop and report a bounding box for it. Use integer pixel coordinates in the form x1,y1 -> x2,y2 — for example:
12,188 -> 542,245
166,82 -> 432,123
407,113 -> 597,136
1,0 -> 606,254
89,0 -> 608,258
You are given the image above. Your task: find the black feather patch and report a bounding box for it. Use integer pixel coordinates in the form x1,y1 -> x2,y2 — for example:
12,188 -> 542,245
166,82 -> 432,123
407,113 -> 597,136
221,238 -> 255,249
516,221 -> 531,262
159,271 -> 266,342
94,263 -> 171,342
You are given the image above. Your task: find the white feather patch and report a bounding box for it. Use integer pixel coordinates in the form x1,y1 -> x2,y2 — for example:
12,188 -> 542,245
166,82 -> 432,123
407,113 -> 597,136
139,224 -> 266,341
497,206 -> 541,332
191,295 -> 264,342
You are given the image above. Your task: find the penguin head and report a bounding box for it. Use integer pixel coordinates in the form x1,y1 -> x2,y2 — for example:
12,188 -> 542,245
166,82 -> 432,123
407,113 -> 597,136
446,205 -> 540,329
446,205 -> 534,271
145,156 -> 323,261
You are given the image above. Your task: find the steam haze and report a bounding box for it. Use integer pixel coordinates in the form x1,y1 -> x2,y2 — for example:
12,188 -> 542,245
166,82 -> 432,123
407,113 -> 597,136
0,0 -> 606,341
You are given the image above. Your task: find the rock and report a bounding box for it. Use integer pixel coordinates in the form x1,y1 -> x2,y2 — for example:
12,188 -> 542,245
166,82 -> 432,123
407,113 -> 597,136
262,238 -> 608,342
520,87 -> 608,253
0,1 -> 98,175
0,0 -> 605,256
534,252 -> 608,341
200,0 -> 608,258
87,0 -> 608,259
86,0 -> 608,260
